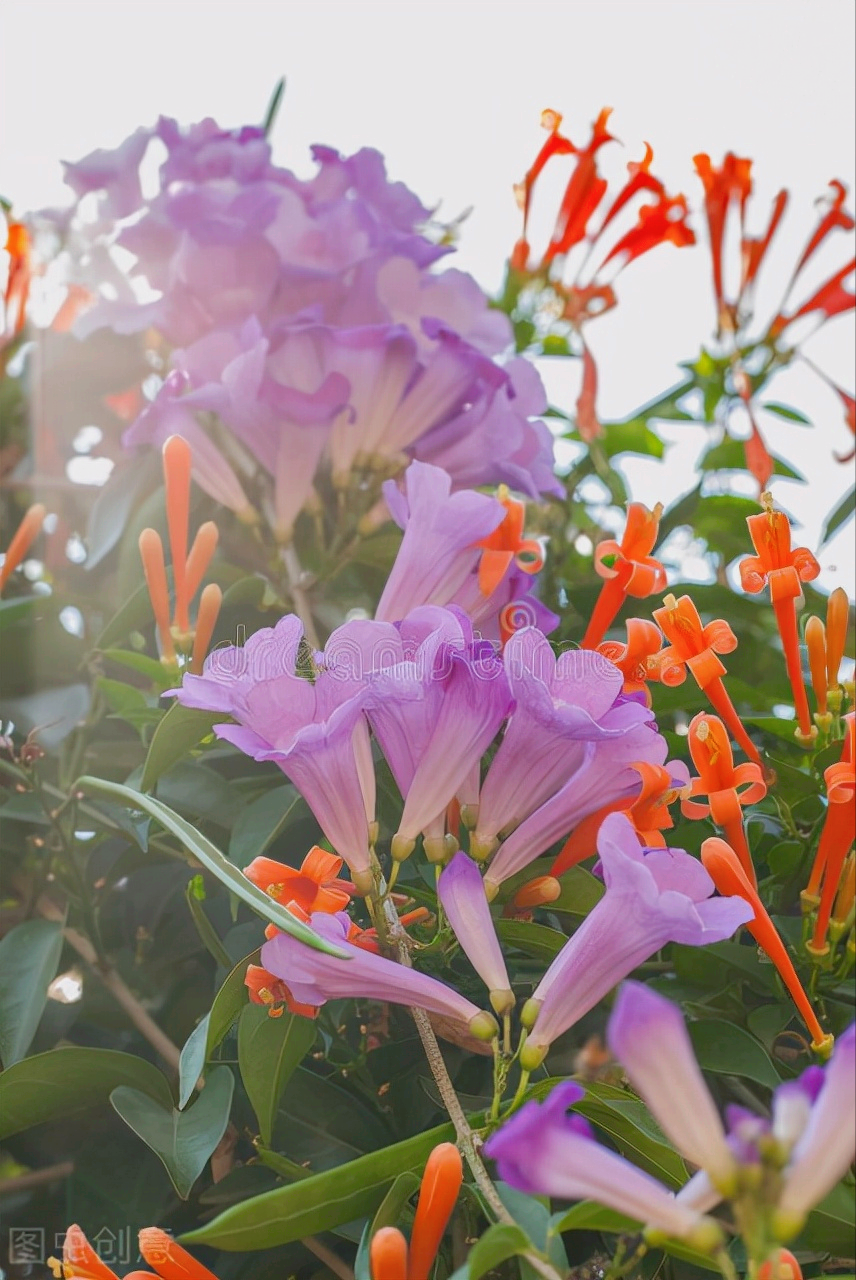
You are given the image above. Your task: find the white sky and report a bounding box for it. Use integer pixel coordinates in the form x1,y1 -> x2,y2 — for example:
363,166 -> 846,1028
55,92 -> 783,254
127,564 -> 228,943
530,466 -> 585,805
2,0 -> 855,588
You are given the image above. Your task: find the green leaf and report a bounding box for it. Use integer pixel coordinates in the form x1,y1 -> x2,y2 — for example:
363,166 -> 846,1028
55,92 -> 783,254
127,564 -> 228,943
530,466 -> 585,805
228,784 -> 309,868
797,1180 -> 856,1255
102,648 -> 175,688
74,777 -> 346,955
0,1047 -> 173,1139
94,580 -> 157,650
85,453 -> 159,570
180,1121 -> 455,1249
262,76 -> 286,135
549,1201 -> 637,1233
688,1020 -> 781,1088
185,880 -> 233,970
700,437 -> 805,481
821,483 -> 855,546
178,1015 -> 210,1110
495,920 -> 567,963
0,919 -> 64,1065
238,1005 -> 316,1145
577,1082 -> 687,1186
140,701 -> 221,793
465,1223 -> 533,1280
601,419 -> 667,459
111,1065 -> 234,1199
761,401 -> 811,424
551,866 -> 604,915
207,951 -> 259,1056
96,676 -> 149,716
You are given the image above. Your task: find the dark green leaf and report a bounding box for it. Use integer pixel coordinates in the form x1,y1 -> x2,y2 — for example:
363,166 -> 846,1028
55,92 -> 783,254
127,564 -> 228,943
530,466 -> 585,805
797,1180 -> 856,1255
495,920 -> 567,963
74,777 -> 345,954
688,1020 -> 781,1088
551,866 -> 604,916
238,1005 -> 316,1144
466,1223 -> 533,1280
207,951 -> 259,1056
180,1121 -> 455,1249
0,1047 -> 173,1139
178,1014 -> 211,1110
111,1064 -> 234,1199
185,880 -> 233,969
141,702 -> 221,792
761,402 -> 811,424
228,784 -> 309,868
0,919 -> 64,1065
821,484 -> 855,546
601,420 -> 667,459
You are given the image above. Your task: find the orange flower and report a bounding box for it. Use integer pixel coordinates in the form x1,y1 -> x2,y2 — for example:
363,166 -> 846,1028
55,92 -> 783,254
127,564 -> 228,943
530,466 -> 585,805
2,220 -> 31,344
597,617 -> 665,706
740,496 -> 821,741
683,713 -> 767,887
653,593 -> 762,767
138,437 -> 221,665
370,1144 -> 463,1280
693,152 -> 753,331
805,615 -> 829,719
701,838 -> 830,1054
550,760 -> 684,876
0,502 -> 45,595
476,486 -> 543,597
138,1227 -> 218,1280
826,586 -> 851,699
581,503 -> 666,649
807,713 -> 856,954
244,846 -> 353,915
244,962 -> 318,1019
371,1228 -> 409,1280
758,1248 -> 803,1280
49,1225 -> 215,1280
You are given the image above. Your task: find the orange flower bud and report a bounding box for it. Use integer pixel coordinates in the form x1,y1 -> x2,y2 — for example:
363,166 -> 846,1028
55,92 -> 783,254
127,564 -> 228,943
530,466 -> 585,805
138,1227 -> 217,1280
370,1227 -> 409,1280
805,616 -> 828,716
510,876 -> 562,911
826,587 -> 850,691
758,1249 -> 803,1280
0,502 -> 45,594
190,583 -> 222,675
701,838 -> 830,1053
162,435 -> 193,635
138,528 -> 176,664
408,1143 -> 463,1280
184,521 -> 219,603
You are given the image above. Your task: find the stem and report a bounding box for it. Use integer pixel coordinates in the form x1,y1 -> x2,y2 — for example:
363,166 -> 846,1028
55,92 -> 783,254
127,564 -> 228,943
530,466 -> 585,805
301,1235 -> 356,1280
33,890 -> 182,1073
281,543 -> 320,649
0,1161 -> 74,1196
376,893 -> 563,1280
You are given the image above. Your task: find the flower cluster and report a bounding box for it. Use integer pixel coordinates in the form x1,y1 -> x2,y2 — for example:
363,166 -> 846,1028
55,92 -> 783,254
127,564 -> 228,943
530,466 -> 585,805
485,982 -> 856,1261
43,114 -> 560,539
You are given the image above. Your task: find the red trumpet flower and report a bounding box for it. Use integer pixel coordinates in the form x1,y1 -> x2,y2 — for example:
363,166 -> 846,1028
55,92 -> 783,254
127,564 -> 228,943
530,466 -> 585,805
739,496 -> 821,741
683,713 -> 767,887
806,713 -> 856,954
582,503 -> 666,649
653,593 -> 762,767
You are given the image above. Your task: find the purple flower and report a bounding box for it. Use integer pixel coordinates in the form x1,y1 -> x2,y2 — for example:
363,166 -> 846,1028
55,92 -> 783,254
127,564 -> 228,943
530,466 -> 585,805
175,616 -> 375,891
62,127 -> 152,219
325,607 -> 512,858
375,462 -> 505,622
518,814 -> 752,1067
483,1082 -> 719,1248
438,853 -> 513,1013
608,982 -> 737,1188
473,634 -> 653,858
776,1022 -> 856,1234
261,911 -> 496,1041
482,663 -> 668,891
123,370 -> 253,516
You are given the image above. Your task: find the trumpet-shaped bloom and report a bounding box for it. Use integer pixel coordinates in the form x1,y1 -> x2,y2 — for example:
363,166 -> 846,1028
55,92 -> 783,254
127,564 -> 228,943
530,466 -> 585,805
244,846 -> 352,914
483,666 -> 667,890
375,462 -> 505,622
597,617 -> 666,706
608,982 -> 737,1186
683,712 -> 767,886
581,503 -> 666,650
438,852 -> 513,1011
326,607 -> 512,852
519,814 -> 752,1066
174,615 -> 375,890
484,1082 -> 716,1247
261,911 -> 492,1038
473,632 -> 653,855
